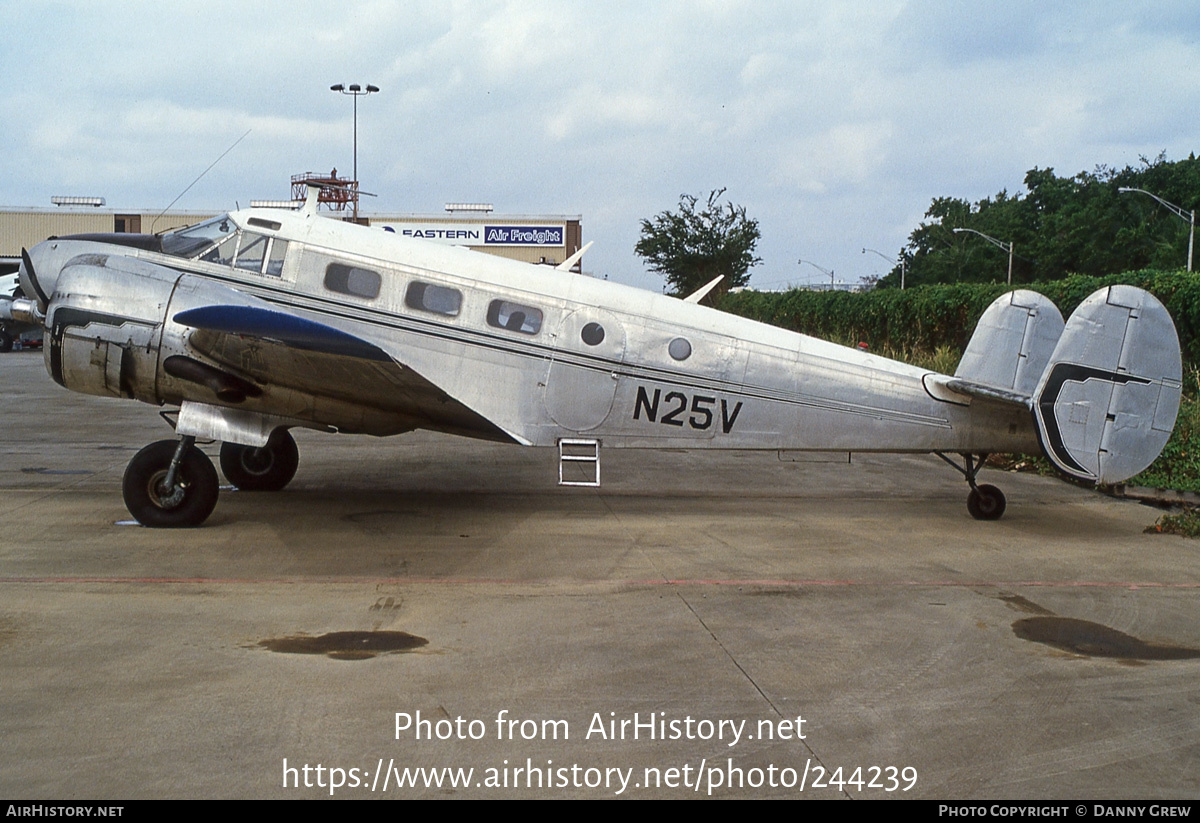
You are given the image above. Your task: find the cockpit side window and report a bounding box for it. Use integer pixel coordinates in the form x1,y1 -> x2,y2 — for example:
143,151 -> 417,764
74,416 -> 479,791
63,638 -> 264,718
160,216 -> 237,259
266,239 -> 288,276
234,232 -> 269,273
200,232 -> 238,266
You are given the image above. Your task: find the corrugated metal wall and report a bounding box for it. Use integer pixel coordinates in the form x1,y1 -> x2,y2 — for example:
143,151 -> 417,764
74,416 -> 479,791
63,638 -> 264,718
0,210 -> 214,255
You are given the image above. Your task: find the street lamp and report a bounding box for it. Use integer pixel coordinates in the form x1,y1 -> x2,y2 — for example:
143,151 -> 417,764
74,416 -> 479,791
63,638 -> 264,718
953,227 -> 1014,285
862,247 -> 905,290
330,82 -> 380,220
798,258 -> 835,288
1118,186 -> 1194,272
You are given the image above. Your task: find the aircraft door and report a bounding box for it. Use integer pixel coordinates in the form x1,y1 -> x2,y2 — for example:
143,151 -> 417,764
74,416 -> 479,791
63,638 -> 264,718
544,307 -> 626,431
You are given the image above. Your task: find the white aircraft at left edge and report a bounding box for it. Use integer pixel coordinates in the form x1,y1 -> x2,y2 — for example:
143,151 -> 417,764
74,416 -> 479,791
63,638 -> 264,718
1,184 -> 1182,527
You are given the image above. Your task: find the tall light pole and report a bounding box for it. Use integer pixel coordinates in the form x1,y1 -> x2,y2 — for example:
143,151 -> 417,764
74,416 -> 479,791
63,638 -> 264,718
953,227 -> 1014,285
1118,186 -> 1194,272
798,258 -> 835,288
330,82 -> 379,221
862,247 -> 905,290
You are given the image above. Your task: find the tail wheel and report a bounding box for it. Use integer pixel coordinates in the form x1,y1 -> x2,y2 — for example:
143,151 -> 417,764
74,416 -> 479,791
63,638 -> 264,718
219,430 -> 299,491
122,440 -> 219,528
967,484 -> 1006,520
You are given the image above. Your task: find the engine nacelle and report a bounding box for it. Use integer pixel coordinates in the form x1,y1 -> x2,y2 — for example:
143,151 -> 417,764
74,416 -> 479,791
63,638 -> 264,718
47,253 -> 284,412
45,255 -> 178,403
44,250 -> 387,436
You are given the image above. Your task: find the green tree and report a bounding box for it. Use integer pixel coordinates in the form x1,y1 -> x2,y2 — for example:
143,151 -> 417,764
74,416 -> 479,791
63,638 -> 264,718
878,153 -> 1200,288
635,189 -> 761,298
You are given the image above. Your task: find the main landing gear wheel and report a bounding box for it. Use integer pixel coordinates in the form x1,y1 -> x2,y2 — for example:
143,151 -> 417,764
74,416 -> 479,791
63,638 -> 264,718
122,438 -> 219,528
0,331 -> 12,353
967,483 -> 1006,521
219,430 -> 299,491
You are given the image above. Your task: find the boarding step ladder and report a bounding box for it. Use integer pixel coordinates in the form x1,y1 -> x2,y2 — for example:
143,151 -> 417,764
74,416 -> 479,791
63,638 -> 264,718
558,438 -> 600,487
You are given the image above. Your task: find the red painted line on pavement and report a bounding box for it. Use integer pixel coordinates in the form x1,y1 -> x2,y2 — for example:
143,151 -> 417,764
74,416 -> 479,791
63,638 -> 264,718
0,576 -> 1197,588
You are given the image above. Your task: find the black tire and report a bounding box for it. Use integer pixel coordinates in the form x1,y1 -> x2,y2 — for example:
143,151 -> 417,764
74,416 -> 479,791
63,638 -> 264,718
219,430 -> 299,491
122,440 -> 219,527
0,331 -> 12,353
967,484 -> 1006,520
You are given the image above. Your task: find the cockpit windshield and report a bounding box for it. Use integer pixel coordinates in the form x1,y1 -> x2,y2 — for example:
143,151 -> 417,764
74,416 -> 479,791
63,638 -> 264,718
160,215 -> 237,259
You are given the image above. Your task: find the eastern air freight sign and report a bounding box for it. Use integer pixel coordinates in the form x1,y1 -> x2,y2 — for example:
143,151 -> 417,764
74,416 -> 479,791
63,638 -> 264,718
378,222 -> 565,248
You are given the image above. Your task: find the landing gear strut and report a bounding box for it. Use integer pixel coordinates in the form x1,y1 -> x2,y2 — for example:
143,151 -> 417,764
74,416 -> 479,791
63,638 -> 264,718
122,437 -> 219,527
936,452 -> 1007,520
219,430 -> 299,491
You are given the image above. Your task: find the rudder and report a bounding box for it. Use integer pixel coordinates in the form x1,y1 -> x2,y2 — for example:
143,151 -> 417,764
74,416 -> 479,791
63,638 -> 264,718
1032,286 -> 1182,484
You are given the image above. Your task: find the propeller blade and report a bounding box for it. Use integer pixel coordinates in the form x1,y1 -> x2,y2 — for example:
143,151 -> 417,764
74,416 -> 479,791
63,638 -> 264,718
21,248 -> 51,307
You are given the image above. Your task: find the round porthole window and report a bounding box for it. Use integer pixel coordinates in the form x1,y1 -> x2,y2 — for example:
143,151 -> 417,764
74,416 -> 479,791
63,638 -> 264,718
668,337 -> 692,361
581,322 -> 605,346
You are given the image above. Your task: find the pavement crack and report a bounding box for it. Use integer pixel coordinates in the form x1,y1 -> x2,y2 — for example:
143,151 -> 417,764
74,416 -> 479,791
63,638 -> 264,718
669,586 -> 847,799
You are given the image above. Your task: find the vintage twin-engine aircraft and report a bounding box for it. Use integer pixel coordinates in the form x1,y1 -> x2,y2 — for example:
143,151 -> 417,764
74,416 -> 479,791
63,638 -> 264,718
2,184 -> 1182,527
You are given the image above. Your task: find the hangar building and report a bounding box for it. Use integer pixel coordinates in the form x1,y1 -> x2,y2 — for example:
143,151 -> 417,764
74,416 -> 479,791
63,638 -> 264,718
0,193 -> 584,275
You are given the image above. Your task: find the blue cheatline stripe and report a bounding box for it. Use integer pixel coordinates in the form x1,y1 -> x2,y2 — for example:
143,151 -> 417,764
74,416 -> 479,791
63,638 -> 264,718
173,304 -> 391,362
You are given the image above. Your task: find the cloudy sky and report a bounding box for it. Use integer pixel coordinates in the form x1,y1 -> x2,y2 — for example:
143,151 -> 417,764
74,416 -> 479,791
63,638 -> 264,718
3,1 -> 1198,291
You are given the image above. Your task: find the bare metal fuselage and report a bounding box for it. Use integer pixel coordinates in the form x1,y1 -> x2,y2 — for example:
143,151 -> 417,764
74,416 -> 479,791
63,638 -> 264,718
25,204 -> 1038,458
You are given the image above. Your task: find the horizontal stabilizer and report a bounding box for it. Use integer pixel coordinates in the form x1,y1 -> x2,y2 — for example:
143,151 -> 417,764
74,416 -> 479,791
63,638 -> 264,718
932,376 -> 1032,408
955,290 -> 1064,397
1032,286 -> 1182,483
174,305 -> 390,362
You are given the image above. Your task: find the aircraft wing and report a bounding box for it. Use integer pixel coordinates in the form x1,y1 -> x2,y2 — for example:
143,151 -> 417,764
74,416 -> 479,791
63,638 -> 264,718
174,303 -> 519,442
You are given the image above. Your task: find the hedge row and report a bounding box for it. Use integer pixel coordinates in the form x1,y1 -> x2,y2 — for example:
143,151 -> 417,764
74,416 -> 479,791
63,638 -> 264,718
718,270 -> 1200,368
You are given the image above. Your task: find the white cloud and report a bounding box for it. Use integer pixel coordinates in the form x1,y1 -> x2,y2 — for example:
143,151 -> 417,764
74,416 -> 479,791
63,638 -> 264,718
1,0 -> 1197,286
